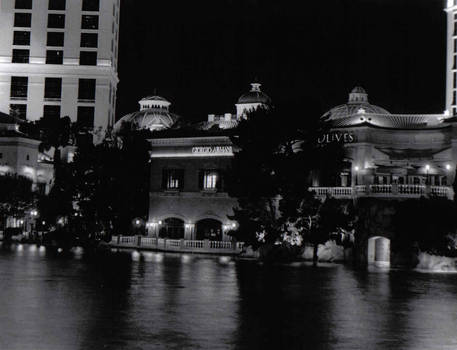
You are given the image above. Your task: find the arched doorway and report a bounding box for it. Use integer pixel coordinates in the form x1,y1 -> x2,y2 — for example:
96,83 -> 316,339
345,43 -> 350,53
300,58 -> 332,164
367,236 -> 390,268
159,218 -> 184,239
196,219 -> 222,241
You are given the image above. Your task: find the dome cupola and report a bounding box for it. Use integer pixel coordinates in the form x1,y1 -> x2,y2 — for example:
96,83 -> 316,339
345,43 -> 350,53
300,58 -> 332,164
235,82 -> 271,118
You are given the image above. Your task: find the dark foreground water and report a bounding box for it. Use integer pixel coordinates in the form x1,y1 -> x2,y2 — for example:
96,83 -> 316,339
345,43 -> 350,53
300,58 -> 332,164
1,244 -> 457,350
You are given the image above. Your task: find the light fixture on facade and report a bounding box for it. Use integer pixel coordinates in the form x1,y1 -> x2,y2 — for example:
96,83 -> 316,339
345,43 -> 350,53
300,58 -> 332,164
354,166 -> 359,172
425,164 -> 430,171
446,164 -> 452,171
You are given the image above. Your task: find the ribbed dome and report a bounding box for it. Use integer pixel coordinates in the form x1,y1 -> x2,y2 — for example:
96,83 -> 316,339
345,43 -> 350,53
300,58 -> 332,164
114,95 -> 180,133
322,86 -> 390,120
237,83 -> 271,104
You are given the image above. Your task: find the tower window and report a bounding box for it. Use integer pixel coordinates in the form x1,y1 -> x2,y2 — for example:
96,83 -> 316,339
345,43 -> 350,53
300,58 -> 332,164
12,49 -> 29,63
79,51 -> 97,66
78,79 -> 96,101
82,0 -> 100,11
47,32 -> 64,46
77,106 -> 95,129
10,77 -> 28,100
9,104 -> 27,119
15,0 -> 32,9
46,50 -> 63,64
80,33 -> 98,48
81,15 -> 99,29
43,105 -> 61,120
48,0 -> 66,10
13,31 -> 30,45
48,14 -> 65,28
14,13 -> 32,27
44,78 -> 62,100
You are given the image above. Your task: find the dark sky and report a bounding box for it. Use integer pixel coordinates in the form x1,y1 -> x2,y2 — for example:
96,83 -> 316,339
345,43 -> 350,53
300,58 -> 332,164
117,0 -> 446,122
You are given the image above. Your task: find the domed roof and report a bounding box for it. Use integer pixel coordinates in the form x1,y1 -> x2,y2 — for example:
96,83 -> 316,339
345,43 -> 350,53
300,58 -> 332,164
322,86 -> 390,121
237,83 -> 272,105
113,95 -> 180,133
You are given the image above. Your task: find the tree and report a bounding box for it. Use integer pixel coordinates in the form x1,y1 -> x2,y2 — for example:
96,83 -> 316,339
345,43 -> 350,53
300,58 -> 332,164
227,105 -> 348,260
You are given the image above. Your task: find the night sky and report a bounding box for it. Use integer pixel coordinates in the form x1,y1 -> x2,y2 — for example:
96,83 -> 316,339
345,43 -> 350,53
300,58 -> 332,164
117,0 -> 446,122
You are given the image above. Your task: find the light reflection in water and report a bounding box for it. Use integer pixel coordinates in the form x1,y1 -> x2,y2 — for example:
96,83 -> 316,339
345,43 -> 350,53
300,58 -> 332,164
0,247 -> 456,349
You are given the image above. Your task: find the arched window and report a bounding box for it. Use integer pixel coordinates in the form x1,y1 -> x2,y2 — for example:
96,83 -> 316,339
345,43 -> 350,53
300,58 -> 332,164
196,219 -> 222,241
159,218 -> 184,239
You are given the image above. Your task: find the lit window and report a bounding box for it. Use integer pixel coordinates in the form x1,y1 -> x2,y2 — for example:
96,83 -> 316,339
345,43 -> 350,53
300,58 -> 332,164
200,170 -> 220,190
162,169 -> 184,190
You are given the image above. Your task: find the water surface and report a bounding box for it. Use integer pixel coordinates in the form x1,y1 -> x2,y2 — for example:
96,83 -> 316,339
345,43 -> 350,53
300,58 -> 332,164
1,243 -> 457,350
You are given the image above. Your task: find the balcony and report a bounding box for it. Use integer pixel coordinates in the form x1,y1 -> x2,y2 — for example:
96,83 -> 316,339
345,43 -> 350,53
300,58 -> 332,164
310,184 -> 453,200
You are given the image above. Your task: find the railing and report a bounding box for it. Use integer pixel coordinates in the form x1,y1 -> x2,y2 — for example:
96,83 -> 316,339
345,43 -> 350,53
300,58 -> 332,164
310,185 -> 452,199
110,235 -> 243,254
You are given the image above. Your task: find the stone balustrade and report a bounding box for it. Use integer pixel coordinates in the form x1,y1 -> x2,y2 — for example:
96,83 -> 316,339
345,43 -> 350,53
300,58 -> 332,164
310,184 -> 453,199
109,235 -> 243,255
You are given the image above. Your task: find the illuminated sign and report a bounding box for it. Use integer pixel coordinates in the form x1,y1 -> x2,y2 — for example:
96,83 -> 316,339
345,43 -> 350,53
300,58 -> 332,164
317,132 -> 355,144
192,146 -> 233,154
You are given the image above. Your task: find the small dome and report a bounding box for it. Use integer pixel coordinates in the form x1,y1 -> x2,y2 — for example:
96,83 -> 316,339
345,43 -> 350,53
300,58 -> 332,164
237,83 -> 272,105
322,86 -> 390,121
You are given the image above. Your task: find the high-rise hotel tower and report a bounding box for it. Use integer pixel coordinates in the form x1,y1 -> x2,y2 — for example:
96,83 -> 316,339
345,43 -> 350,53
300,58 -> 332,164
446,0 -> 457,115
0,0 -> 120,143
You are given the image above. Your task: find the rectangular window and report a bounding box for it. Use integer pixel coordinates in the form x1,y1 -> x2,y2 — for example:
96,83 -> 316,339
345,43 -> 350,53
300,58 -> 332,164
77,106 -> 94,128
13,31 -> 30,45
44,77 -> 62,100
80,33 -> 98,48
79,51 -> 97,65
15,0 -> 32,9
14,13 -> 32,27
10,77 -> 28,100
9,104 -> 27,119
162,169 -> 184,190
48,14 -> 65,28
48,0 -> 66,10
47,32 -> 64,46
43,105 -> 61,119
46,50 -> 63,64
82,0 -> 100,11
200,170 -> 220,190
78,79 -> 96,101
81,15 -> 98,29
454,73 -> 457,89
12,49 -> 29,63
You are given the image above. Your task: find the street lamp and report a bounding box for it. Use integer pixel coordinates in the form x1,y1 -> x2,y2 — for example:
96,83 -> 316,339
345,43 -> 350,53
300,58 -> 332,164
425,164 -> 430,185
354,166 -> 359,186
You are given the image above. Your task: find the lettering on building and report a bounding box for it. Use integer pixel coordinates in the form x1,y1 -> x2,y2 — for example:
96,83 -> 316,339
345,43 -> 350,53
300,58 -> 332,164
191,146 -> 233,154
317,132 -> 355,144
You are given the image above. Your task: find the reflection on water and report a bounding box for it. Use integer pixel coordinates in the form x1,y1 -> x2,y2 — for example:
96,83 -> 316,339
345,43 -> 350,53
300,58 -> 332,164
0,243 -> 457,350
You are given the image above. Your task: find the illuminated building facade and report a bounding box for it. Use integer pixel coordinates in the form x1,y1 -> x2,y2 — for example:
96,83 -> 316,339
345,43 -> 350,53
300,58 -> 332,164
0,0 -> 120,143
311,87 -> 456,199
0,111 -> 53,194
115,83 -> 270,240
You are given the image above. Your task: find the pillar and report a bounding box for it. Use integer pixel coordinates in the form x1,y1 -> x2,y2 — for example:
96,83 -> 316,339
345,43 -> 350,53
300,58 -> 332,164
184,224 -> 195,240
